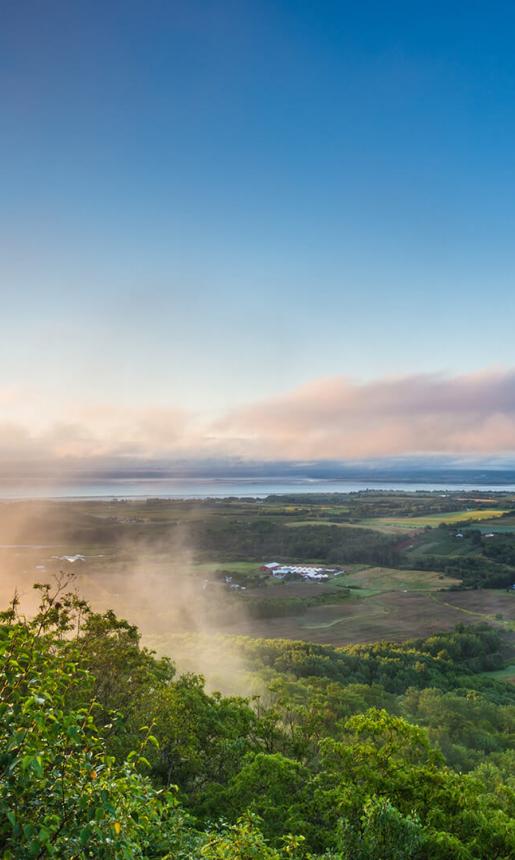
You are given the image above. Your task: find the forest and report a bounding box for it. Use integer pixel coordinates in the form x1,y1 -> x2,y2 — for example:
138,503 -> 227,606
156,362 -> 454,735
1,578 -> 514,859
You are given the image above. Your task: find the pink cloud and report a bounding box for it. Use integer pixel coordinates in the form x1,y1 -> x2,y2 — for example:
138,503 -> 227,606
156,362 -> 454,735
213,370 -> 515,459
1,369 -> 515,472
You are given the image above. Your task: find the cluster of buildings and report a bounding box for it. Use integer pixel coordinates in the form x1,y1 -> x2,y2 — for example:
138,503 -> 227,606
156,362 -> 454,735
260,562 -> 340,581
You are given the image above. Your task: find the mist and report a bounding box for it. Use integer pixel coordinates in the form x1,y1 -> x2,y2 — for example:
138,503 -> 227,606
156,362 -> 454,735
0,500 -> 259,695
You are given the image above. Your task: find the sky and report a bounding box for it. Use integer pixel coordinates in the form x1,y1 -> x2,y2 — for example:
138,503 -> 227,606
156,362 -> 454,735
2,1 -> 515,473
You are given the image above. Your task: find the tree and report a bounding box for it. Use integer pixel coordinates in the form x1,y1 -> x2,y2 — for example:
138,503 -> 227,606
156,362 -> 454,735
337,796 -> 424,860
0,583 -> 191,858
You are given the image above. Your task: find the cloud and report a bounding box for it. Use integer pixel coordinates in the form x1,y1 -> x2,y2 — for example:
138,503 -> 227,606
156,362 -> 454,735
1,369 -> 515,477
213,370 -> 515,459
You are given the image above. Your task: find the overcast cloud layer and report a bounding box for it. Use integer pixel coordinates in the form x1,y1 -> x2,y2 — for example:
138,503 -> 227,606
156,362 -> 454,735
1,370 -> 515,477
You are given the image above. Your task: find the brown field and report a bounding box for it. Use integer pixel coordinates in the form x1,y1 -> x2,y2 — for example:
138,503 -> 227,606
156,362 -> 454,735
217,589 -> 515,646
243,581 -> 343,600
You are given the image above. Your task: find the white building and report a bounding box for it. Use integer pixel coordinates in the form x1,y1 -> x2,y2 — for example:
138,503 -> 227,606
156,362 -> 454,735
270,564 -> 332,581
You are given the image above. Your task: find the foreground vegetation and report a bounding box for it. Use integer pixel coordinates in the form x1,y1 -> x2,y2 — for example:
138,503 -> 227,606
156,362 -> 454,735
1,578 -> 514,858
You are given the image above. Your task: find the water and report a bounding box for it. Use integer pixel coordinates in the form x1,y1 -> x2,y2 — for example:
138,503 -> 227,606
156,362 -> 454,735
1,476 -> 515,500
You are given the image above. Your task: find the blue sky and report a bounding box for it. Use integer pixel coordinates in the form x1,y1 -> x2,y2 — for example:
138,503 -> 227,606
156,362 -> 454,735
2,2 -> 515,466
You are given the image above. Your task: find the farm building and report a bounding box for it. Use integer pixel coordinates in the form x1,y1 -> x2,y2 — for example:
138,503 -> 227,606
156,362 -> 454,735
262,563 -> 338,581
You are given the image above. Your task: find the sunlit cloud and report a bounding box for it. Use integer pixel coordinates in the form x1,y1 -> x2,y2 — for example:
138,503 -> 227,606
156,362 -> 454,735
1,369 -> 515,477
215,371 -> 515,459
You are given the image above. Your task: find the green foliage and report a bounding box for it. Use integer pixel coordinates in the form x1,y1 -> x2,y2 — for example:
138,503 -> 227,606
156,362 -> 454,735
220,753 -> 310,840
231,624 -> 511,695
146,674 -> 256,798
0,584 -> 192,858
1,580 -> 514,858
337,796 -> 424,860
200,813 -> 305,859
402,687 -> 515,771
192,518 -> 401,567
406,526 -> 515,588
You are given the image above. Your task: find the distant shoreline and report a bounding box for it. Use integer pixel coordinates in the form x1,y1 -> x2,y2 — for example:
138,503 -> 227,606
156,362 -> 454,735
2,475 -> 515,501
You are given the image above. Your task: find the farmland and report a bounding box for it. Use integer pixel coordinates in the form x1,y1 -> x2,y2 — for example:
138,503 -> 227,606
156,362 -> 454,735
286,508 -> 512,534
341,565 -> 458,595
358,508 -> 509,533
1,491 -> 515,654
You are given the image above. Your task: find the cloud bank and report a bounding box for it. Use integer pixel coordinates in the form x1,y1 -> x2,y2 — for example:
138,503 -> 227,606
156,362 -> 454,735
1,369 -> 515,477
217,370 -> 515,460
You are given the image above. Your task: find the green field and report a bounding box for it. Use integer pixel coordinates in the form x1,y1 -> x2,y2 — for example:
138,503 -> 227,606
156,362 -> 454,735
359,509 -> 509,533
480,662 -> 515,683
463,513 -> 515,534
342,565 -> 459,596
404,530 -> 479,561
284,508 -> 511,534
